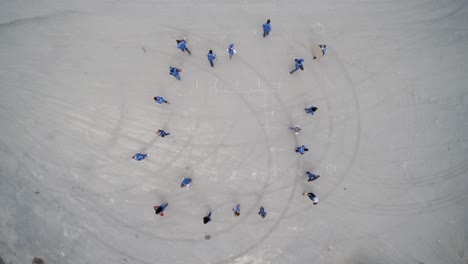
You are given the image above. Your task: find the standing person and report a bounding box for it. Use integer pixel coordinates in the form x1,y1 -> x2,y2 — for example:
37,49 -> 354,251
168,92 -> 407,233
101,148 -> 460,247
227,44 -> 236,59
232,204 -> 240,216
303,192 -> 319,205
305,106 -> 318,115
295,145 -> 309,155
169,66 -> 182,80
313,45 -> 327,59
132,153 -> 148,161
258,207 -> 267,218
306,171 -> 320,182
203,211 -> 212,224
207,50 -> 216,67
176,39 -> 191,55
262,19 -> 271,38
153,202 -> 168,216
154,96 -> 170,104
180,177 -> 192,188
289,125 -> 302,135
290,58 -> 305,74
156,129 -> 170,138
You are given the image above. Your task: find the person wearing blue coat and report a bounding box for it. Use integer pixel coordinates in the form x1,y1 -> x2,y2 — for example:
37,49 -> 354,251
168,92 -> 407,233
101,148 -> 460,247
180,177 -> 192,188
320,45 -> 327,55
295,145 -> 309,155
132,153 -> 148,161
307,171 -> 320,182
156,129 -> 170,138
289,125 -> 302,135
313,44 -> 327,59
304,192 -> 319,205
305,106 -> 318,115
207,50 -> 216,67
227,44 -> 236,59
154,96 -> 169,104
233,204 -> 240,216
169,66 -> 181,80
290,58 -> 305,74
176,39 -> 191,55
154,202 -> 168,216
262,19 -> 271,38
258,206 -> 267,218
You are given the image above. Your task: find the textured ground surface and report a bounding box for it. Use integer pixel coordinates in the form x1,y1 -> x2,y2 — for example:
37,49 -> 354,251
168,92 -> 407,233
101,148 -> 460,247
1,0 -> 468,263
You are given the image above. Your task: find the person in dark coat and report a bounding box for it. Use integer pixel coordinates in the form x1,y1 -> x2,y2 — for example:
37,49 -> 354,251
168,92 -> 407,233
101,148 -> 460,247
203,211 -> 212,224
154,202 -> 168,216
305,106 -> 318,115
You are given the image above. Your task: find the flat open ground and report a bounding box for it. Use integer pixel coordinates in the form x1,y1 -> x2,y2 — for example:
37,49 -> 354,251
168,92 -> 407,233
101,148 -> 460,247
1,0 -> 468,263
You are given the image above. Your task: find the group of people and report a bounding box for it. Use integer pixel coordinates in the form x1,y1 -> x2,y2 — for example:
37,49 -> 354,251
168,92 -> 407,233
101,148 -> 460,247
133,19 -> 325,223
169,38 -> 234,78
169,19 -> 326,78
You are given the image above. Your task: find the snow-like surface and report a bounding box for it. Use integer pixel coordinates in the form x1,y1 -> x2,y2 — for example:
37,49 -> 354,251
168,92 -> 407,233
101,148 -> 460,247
1,0 -> 468,263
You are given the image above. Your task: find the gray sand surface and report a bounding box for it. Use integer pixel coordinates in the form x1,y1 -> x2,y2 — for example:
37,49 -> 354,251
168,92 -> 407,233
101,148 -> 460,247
1,0 -> 468,263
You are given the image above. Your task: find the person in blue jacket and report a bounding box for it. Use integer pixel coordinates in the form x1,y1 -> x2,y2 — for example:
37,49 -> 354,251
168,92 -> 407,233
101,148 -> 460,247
313,44 -> 327,59
303,192 -> 318,205
289,125 -> 301,135
180,177 -> 192,188
132,153 -> 148,161
169,66 -> 182,80
154,96 -> 169,104
154,202 -> 168,216
295,145 -> 309,155
258,206 -> 267,218
290,58 -> 305,74
305,106 -> 318,115
156,129 -> 170,138
306,171 -> 320,182
203,211 -> 212,224
262,19 -> 271,38
227,44 -> 236,59
233,204 -> 240,216
176,39 -> 191,55
207,50 -> 216,67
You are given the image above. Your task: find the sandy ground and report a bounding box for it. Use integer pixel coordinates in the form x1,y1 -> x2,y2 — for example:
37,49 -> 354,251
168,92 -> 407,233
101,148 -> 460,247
1,0 -> 468,263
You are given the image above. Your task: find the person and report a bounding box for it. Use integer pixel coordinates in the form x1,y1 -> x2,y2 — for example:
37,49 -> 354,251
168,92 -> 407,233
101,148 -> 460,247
154,202 -> 168,216
207,50 -> 216,67
169,66 -> 182,80
227,44 -> 236,59
313,45 -> 327,59
154,96 -> 169,104
176,39 -> 191,55
303,192 -> 318,205
156,129 -> 170,138
262,19 -> 271,38
132,153 -> 148,161
258,207 -> 267,218
305,106 -> 318,115
307,171 -> 320,182
232,204 -> 240,216
295,145 -> 309,155
180,177 -> 192,188
289,125 -> 301,135
290,58 -> 305,74
203,211 -> 212,224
